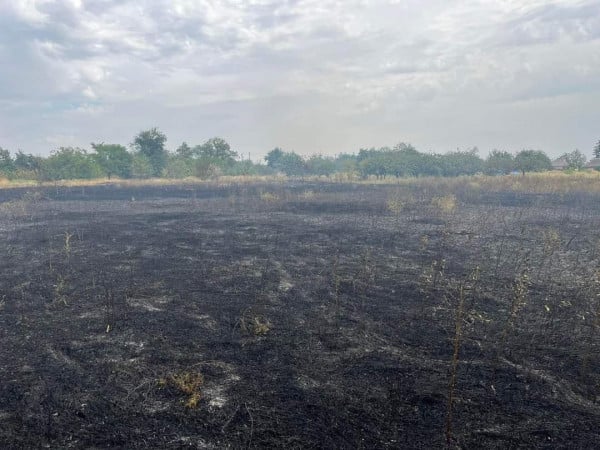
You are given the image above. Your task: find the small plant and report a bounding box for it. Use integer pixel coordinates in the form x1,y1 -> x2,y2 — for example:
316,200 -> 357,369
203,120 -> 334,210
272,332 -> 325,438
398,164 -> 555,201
21,190 -> 43,202
260,191 -> 279,202
354,249 -> 374,290
431,194 -> 457,214
444,266 -> 480,444
64,231 -> 74,258
386,196 -> 404,215
246,316 -> 272,336
500,265 -> 530,353
332,254 -> 341,310
537,227 -> 561,280
542,227 -> 561,256
238,310 -> 272,336
511,272 -> 529,322
0,190 -> 42,218
300,190 -> 316,199
445,283 -> 466,444
419,234 -> 429,251
420,259 -> 446,294
104,287 -> 115,333
159,371 -> 204,408
54,275 -> 68,305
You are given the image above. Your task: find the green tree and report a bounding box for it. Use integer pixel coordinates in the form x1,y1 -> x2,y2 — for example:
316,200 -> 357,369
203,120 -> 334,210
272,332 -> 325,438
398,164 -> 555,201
265,148 -> 285,168
265,148 -> 305,175
593,140 -> 600,158
222,160 -> 272,176
564,149 -> 586,171
0,147 -> 15,177
333,153 -> 358,174
194,138 -> 237,164
356,144 -> 446,178
278,152 -> 305,176
223,160 -> 251,176
514,149 -> 552,175
306,155 -> 335,176
132,128 -> 168,176
439,148 -> 484,176
13,151 -> 42,179
391,143 -> 425,177
131,153 -> 154,178
91,143 -> 132,179
195,159 -> 222,179
357,147 -> 392,178
186,138 -> 238,178
175,142 -> 193,159
485,150 -> 515,175
419,153 -> 444,176
164,154 -> 194,178
42,147 -> 103,180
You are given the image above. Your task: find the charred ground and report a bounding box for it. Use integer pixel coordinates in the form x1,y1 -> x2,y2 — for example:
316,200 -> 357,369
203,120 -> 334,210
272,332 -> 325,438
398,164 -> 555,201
1,181 -> 600,448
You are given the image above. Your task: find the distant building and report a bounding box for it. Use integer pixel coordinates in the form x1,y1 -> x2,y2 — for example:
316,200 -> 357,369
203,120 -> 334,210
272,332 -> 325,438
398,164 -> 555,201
551,156 -> 568,170
585,158 -> 600,170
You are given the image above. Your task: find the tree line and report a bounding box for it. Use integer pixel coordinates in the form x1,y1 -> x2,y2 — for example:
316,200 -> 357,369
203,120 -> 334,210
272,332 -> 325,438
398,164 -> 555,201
0,128 -> 595,181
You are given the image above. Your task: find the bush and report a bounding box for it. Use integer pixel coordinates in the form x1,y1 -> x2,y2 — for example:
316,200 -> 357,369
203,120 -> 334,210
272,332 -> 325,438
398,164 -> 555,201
195,159 -> 222,179
131,154 -> 154,178
41,147 -> 103,180
164,157 -> 194,178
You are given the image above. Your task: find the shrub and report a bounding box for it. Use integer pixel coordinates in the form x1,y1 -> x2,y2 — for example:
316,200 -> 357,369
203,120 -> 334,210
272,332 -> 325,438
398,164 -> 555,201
431,194 -> 457,214
159,371 -> 204,408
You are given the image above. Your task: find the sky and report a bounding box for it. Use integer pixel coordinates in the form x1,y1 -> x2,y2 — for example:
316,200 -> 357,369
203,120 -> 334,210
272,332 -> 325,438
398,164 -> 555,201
0,0 -> 599,160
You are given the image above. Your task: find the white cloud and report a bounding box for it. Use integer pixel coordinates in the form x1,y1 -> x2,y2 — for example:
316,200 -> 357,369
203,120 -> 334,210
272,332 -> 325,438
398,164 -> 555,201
3,0 -> 50,24
0,0 -> 599,157
82,86 -> 97,99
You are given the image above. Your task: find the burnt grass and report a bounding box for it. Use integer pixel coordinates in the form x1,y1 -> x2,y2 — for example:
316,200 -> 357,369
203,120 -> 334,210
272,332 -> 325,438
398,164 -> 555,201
1,181 -> 600,448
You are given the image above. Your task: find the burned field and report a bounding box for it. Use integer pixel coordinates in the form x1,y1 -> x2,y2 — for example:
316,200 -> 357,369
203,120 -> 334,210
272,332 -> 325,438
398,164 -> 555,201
1,181 -> 600,448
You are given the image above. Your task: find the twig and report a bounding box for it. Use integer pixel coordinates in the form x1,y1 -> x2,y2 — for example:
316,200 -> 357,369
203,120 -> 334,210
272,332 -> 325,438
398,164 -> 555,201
221,404 -> 240,434
245,402 -> 254,449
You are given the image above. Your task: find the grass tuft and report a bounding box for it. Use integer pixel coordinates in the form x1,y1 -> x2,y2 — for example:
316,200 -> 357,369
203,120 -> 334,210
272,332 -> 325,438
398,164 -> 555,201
159,371 -> 204,408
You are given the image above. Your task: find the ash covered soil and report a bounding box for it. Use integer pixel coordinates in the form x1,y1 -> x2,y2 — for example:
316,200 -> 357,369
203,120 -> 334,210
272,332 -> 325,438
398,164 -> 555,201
1,181 -> 600,448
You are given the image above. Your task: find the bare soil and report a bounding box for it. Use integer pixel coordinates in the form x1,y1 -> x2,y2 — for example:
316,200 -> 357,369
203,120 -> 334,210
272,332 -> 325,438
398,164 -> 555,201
1,181 -> 599,448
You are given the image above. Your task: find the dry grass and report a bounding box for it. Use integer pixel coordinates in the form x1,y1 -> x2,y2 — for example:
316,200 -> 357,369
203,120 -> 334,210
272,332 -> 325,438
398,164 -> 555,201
241,315 -> 272,336
0,190 -> 43,217
1,170 -> 599,194
431,194 -> 457,214
373,171 -> 600,194
386,196 -> 404,214
259,191 -> 279,203
299,189 -> 316,199
159,371 -> 204,408
0,177 -> 39,189
0,175 -> 288,190
238,309 -> 272,336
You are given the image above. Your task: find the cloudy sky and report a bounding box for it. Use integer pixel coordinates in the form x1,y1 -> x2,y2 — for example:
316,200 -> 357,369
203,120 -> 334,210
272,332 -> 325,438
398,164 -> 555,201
0,0 -> 599,159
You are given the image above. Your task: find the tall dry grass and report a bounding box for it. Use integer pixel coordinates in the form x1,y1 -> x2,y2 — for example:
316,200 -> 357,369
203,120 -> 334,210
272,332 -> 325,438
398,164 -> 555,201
0,170 -> 598,194
351,171 -> 600,194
